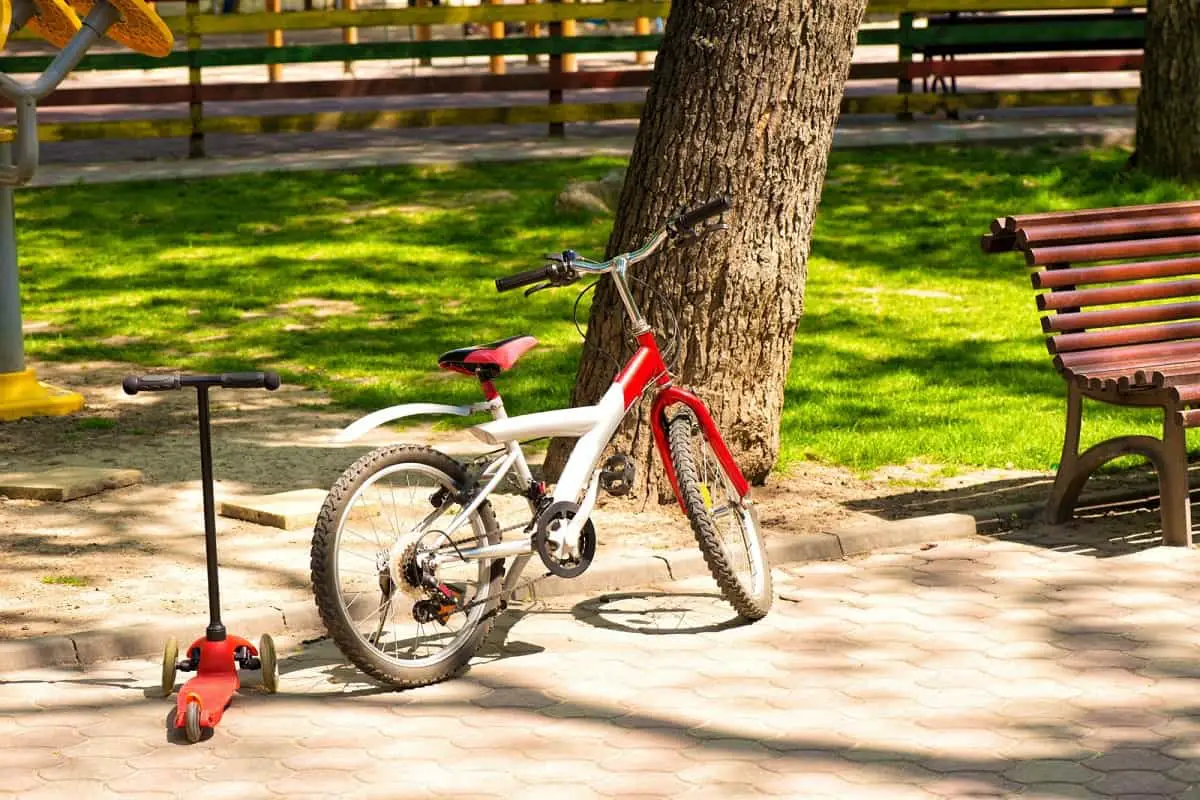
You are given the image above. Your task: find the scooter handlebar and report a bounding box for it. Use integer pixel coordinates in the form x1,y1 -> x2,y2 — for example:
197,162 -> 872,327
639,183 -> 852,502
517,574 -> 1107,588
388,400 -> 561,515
122,374 -> 180,394
122,372 -> 281,395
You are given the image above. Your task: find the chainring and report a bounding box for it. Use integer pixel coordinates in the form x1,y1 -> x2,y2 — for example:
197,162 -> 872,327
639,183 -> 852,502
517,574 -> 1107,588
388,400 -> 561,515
533,501 -> 597,578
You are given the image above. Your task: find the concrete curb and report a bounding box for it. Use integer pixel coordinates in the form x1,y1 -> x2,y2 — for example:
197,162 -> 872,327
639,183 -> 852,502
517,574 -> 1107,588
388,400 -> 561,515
0,510 -> 989,671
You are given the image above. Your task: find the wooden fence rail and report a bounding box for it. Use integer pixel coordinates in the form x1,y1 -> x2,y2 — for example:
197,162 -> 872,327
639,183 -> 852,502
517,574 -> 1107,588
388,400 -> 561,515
0,0 -> 1149,152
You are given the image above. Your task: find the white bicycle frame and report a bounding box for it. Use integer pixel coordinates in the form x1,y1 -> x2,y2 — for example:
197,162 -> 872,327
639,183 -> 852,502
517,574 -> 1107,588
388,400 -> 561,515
333,223 -> 752,592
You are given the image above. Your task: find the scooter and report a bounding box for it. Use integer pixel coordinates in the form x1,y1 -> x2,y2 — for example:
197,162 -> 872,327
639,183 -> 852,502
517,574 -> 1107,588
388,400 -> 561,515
123,371 -> 283,743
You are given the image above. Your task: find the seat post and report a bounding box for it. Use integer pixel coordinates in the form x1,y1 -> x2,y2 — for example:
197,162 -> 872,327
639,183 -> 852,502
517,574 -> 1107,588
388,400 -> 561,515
480,377 -> 502,409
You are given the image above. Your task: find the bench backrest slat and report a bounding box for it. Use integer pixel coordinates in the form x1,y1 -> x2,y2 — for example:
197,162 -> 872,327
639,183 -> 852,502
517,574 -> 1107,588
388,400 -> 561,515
1018,213 -> 1200,249
1049,320 -> 1200,355
1043,301 -> 1200,334
1032,257 -> 1200,290
1038,278 -> 1200,311
1028,234 -> 1200,267
998,200 -> 1200,235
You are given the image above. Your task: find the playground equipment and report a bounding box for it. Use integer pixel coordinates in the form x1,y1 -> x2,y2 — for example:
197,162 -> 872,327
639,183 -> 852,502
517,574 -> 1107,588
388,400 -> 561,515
0,0 -> 173,420
123,371 -> 282,744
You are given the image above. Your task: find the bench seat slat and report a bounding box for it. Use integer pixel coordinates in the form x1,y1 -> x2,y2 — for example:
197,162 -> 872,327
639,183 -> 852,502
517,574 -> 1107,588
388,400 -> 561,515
1033,257 -> 1200,290
1068,358 -> 1200,391
1019,212 -> 1200,249
1044,301 -> 1200,333
1054,339 -> 1200,372
1170,384 -> 1200,405
1028,235 -> 1200,267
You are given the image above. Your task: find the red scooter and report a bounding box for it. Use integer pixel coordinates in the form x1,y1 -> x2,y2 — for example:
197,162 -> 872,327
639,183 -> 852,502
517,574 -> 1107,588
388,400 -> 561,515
123,371 -> 282,743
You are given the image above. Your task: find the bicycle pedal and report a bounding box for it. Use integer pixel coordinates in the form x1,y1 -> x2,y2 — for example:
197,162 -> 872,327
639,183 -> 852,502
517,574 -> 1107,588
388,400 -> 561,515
599,453 -> 635,497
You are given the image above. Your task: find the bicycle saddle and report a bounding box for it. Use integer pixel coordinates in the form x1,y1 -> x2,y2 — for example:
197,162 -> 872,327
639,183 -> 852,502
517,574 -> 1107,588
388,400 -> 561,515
438,335 -> 538,380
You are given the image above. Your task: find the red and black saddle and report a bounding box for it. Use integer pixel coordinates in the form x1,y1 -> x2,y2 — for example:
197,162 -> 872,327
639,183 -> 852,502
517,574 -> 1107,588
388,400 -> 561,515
437,335 -> 538,380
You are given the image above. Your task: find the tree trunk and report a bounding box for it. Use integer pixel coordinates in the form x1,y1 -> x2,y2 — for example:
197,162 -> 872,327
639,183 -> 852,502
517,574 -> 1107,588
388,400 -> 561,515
543,0 -> 867,499
1136,1 -> 1200,180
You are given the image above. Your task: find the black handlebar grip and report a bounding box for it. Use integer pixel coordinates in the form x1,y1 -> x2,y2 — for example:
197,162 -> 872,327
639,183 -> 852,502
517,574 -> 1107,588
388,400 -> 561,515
676,195 -> 732,231
122,374 -> 181,395
496,265 -> 554,293
220,372 -> 281,391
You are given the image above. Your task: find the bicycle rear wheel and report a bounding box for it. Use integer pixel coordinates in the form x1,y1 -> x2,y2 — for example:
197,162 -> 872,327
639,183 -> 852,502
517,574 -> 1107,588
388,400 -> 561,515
666,412 -> 772,619
310,445 -> 502,688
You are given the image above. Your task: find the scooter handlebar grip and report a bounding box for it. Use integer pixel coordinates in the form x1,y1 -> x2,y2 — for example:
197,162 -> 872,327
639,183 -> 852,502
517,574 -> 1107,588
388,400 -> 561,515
122,374 -> 181,395
220,371 -> 281,391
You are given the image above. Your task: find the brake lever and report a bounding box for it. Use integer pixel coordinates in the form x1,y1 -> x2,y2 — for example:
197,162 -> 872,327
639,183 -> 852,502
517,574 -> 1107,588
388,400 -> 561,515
524,282 -> 553,297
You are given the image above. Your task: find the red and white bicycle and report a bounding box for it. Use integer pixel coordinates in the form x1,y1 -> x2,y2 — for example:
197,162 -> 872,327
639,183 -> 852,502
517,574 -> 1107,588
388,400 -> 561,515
310,197 -> 772,688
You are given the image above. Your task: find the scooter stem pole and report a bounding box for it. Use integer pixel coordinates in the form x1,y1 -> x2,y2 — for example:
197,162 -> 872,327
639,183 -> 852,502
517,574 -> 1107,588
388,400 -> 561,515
196,386 -> 226,641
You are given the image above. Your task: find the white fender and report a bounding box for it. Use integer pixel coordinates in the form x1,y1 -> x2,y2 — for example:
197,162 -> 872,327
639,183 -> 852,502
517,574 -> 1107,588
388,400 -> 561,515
333,402 -> 488,443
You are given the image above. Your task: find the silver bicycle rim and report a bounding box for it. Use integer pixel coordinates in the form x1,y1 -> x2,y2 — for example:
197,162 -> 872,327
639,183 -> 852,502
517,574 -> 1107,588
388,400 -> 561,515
696,433 -> 769,601
331,462 -> 493,670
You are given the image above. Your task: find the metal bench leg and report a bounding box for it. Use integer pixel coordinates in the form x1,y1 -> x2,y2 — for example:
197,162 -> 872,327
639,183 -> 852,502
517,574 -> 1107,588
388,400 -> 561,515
1047,383 -> 1085,525
1047,385 -> 1192,546
1159,407 -> 1192,546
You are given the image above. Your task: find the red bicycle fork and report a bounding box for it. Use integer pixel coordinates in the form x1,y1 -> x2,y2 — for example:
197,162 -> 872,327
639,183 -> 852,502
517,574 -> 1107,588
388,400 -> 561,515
609,330 -> 751,512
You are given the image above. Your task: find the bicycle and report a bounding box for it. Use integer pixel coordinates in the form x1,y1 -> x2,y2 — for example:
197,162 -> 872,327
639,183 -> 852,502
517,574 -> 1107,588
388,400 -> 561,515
310,197 -> 773,688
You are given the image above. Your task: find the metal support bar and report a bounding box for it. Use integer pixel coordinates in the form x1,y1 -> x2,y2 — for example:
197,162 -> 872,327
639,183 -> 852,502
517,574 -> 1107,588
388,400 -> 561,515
0,142 -> 21,375
196,387 -> 228,641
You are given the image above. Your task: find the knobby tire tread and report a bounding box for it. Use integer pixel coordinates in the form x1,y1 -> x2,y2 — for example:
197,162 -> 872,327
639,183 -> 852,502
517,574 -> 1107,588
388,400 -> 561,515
667,414 -> 772,620
311,444 -> 501,689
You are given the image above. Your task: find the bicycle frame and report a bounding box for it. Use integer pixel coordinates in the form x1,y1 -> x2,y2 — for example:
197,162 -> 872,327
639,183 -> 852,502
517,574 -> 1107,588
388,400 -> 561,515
433,327 -> 751,577
342,214 -> 751,588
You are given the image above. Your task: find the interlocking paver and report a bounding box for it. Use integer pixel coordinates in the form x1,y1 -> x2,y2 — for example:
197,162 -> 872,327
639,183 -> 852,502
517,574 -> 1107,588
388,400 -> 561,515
9,536 -> 1200,796
1089,770 -> 1188,796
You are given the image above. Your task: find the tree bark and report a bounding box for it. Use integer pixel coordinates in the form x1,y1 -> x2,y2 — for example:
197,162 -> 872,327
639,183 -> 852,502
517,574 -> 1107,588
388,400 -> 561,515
543,0 -> 867,498
1136,1 -> 1200,180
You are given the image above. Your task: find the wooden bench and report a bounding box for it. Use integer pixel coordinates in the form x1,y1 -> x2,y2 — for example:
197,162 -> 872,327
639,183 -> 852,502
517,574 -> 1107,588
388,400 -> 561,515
915,10 -> 1144,94
983,201 -> 1200,546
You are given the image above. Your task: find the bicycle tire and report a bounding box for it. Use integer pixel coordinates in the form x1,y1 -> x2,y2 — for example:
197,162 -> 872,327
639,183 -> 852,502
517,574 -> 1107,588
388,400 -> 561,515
311,445 -> 502,688
666,412 -> 772,620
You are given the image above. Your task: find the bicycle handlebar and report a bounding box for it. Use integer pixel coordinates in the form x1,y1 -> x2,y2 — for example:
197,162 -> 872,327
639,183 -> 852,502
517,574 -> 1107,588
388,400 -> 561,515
675,195 -> 731,232
494,197 -> 732,294
123,372 -> 282,395
495,265 -> 556,293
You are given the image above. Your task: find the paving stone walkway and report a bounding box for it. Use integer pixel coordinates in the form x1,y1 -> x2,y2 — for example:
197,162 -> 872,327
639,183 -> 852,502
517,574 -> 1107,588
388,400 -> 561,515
5,534 -> 1200,798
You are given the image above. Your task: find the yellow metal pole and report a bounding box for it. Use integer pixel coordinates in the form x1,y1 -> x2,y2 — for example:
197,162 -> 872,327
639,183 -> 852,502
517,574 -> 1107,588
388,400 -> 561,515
526,0 -> 540,66
342,0 -> 357,74
266,0 -> 282,83
488,0 -> 505,75
634,14 -> 649,66
561,0 -> 575,73
416,0 -> 432,67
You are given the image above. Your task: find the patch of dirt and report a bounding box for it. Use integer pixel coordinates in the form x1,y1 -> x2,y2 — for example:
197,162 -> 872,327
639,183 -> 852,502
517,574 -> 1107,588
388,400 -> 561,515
0,358 -> 1156,641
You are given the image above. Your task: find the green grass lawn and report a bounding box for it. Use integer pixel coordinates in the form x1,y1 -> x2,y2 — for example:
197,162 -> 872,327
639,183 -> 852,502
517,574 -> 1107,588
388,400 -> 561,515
15,144 -> 1200,474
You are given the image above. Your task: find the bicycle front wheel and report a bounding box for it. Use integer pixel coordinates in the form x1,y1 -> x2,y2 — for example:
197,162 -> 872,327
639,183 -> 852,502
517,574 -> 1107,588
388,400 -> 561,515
666,412 -> 772,620
311,445 -> 502,688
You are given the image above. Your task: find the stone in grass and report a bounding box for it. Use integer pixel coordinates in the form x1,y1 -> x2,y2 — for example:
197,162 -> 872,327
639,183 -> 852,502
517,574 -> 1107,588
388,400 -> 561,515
219,488 -> 330,530
555,168 -> 627,215
0,466 -> 142,501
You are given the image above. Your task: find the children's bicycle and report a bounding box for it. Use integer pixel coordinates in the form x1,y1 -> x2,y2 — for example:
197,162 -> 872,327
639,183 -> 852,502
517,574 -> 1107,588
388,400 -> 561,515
310,197 -> 772,688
